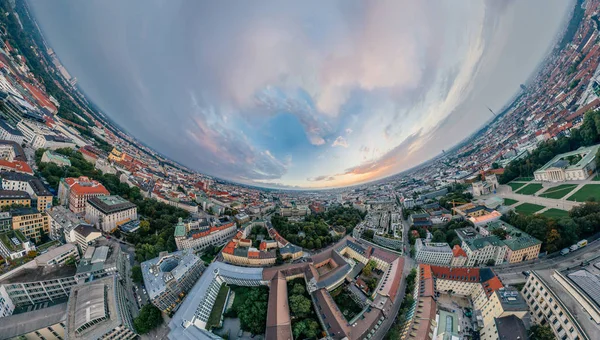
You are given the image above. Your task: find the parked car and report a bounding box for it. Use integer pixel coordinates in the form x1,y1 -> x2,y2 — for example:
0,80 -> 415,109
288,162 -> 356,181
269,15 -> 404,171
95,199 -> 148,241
560,248 -> 570,256
569,244 -> 579,252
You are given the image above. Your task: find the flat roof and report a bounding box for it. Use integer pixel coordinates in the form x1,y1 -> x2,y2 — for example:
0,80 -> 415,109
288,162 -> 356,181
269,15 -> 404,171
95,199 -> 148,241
0,302 -> 67,338
87,195 -> 136,214
141,249 -> 202,300
536,144 -> 600,172
0,264 -> 76,284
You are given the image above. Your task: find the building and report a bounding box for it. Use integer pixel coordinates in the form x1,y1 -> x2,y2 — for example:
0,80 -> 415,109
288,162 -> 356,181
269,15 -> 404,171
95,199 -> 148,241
414,239 -> 453,265
41,150 -> 71,167
456,227 -> 507,267
35,243 -> 79,266
522,270 -> 594,340
85,195 -> 137,233
174,217 -> 237,252
222,238 -> 277,267
0,189 -> 30,208
472,174 -> 499,197
534,144 -> 600,182
479,287 -> 528,327
141,250 -> 204,313
58,176 -> 109,213
480,315 -> 528,340
11,208 -> 50,242
0,159 -> 34,175
279,204 -> 309,217
1,172 -> 53,212
453,203 -> 502,227
0,285 -> 14,318
72,224 -> 102,255
0,119 -> 24,144
0,302 -> 67,340
47,205 -> 87,241
0,140 -> 27,162
373,233 -> 403,250
451,245 -> 468,267
168,262 -> 265,335
0,229 -> 35,259
484,221 -> 542,263
408,213 -> 432,227
0,211 -> 11,232
65,275 -> 137,340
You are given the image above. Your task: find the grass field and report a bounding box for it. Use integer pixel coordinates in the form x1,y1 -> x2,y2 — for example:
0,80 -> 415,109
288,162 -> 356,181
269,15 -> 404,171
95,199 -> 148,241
206,284 -> 230,330
514,203 -> 545,215
541,208 -> 570,218
539,184 -> 577,199
567,184 -> 600,202
515,183 -> 544,195
508,182 -> 526,191
593,175 -> 600,181
503,198 -> 519,206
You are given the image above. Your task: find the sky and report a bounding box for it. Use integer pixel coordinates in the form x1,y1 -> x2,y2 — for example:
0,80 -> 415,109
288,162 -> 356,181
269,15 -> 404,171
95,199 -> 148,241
29,0 -> 573,189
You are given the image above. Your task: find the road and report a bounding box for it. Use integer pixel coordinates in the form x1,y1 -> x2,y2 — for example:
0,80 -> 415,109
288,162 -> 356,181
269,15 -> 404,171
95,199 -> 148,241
373,206 -> 416,338
495,238 -> 600,284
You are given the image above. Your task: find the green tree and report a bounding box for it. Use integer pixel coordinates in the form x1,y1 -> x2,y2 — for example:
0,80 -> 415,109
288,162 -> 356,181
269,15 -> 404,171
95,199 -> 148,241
65,255 -> 77,266
237,287 -> 268,334
362,229 -> 375,241
291,283 -> 306,296
529,324 -> 555,340
485,259 -> 496,266
289,294 -> 312,318
134,304 -> 163,334
131,265 -> 143,284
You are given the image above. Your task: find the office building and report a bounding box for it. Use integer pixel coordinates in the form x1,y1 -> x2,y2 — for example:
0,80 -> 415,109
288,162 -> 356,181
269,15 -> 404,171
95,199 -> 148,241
72,224 -> 102,254
534,144 -> 600,182
0,119 -> 25,144
456,228 -> 507,267
58,176 -> 109,213
0,189 -> 30,208
65,275 -> 137,340
414,239 -> 453,265
0,229 -> 35,259
35,243 -> 79,266
0,302 -> 67,339
453,203 -> 502,227
484,221 -> 542,263
174,217 -> 237,252
1,172 -> 53,212
141,250 -> 204,313
11,208 -> 50,242
85,195 -> 137,233
47,205 -> 87,241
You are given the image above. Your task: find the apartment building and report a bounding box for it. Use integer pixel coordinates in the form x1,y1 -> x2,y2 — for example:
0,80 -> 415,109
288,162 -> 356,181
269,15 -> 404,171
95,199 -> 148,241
85,195 -> 137,233
484,221 -> 542,263
456,227 -> 506,267
11,208 -> 50,242
34,243 -> 79,266
57,176 -> 109,213
141,250 -> 204,313
47,205 -> 87,241
0,229 -> 35,259
0,189 -> 30,208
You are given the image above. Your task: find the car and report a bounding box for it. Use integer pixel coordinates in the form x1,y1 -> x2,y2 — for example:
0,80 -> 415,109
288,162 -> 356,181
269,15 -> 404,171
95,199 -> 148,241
522,271 -> 530,276
560,248 -> 570,256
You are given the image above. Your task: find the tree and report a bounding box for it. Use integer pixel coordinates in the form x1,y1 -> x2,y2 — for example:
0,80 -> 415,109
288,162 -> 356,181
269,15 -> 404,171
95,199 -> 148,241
65,255 -> 77,266
236,287 -> 268,334
362,229 -> 375,241
362,260 -> 377,276
134,304 -> 163,334
291,283 -> 306,296
289,294 -> 312,317
529,325 -> 555,340
131,265 -> 143,283
486,259 -> 495,266
492,162 -> 500,169
491,228 -> 508,240
432,230 -> 446,243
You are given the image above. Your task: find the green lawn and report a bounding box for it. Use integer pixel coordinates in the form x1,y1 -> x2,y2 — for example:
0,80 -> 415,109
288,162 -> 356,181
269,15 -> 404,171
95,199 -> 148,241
515,183 -> 544,195
514,203 -> 545,215
567,184 -> 600,202
503,198 -> 519,206
539,184 -> 577,199
540,208 -> 570,218
508,182 -> 526,191
206,284 -> 230,330
593,174 -> 600,181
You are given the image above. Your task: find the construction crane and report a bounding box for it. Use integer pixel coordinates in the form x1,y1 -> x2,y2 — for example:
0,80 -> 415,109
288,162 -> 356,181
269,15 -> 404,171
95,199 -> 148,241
450,200 -> 471,215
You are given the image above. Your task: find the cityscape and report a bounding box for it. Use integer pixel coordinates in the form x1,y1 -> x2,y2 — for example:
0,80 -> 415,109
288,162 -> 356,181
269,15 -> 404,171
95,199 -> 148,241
0,1 -> 599,340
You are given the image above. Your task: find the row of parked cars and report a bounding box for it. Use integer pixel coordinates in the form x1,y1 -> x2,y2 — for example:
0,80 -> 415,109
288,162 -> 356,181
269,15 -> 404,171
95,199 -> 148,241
560,239 -> 588,255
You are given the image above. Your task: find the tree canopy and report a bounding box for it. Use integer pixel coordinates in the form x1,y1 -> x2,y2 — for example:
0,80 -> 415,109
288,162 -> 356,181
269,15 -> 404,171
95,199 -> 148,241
134,304 -> 163,334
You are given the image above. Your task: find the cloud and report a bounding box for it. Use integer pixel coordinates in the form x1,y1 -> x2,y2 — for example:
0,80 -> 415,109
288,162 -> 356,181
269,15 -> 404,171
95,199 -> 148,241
332,136 -> 349,148
345,128 -> 353,134
307,175 -> 336,182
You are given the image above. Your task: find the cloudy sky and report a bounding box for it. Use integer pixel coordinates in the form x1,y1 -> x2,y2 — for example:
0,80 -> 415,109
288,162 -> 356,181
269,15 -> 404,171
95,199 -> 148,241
29,0 -> 572,188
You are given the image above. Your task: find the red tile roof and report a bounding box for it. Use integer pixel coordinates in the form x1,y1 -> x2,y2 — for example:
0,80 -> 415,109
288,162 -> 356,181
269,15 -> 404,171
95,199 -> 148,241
452,245 -> 467,258
0,160 -> 33,175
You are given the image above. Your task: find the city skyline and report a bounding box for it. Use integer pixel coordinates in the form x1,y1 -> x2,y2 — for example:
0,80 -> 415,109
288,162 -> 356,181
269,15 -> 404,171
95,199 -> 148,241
30,0 -> 572,189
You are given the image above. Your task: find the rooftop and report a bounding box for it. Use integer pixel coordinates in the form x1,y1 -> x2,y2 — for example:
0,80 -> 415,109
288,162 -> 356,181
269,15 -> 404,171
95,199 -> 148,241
494,315 -> 528,340
87,195 -> 136,214
536,144 -> 600,172
141,249 -> 203,300
0,302 -> 67,339
0,263 -> 77,284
